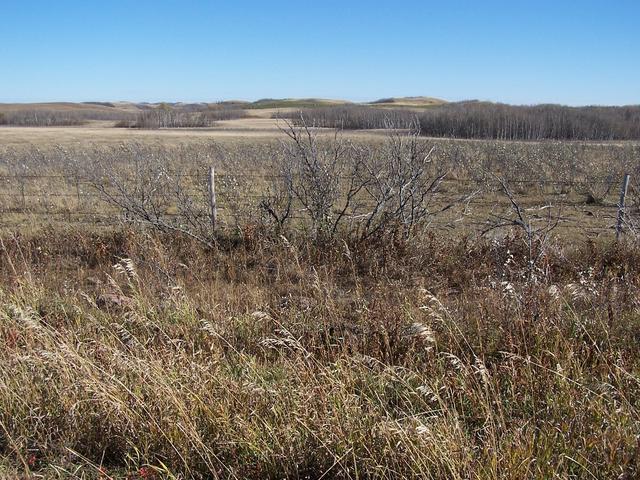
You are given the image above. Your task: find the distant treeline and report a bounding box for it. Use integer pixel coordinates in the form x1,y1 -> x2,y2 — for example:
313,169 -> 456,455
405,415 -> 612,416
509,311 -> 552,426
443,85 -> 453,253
276,106 -> 417,130
419,103 -> 640,140
283,103 -> 640,140
0,108 -> 133,127
0,103 -> 248,129
117,105 -> 248,129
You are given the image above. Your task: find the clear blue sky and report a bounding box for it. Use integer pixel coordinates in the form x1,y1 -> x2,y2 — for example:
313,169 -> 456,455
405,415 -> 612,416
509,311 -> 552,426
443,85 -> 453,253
1,0 -> 639,105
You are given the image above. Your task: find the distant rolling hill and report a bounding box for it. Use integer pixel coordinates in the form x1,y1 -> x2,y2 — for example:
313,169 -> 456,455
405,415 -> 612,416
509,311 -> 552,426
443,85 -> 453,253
0,97 -> 451,127
248,98 -> 353,109
0,102 -> 130,113
367,96 -> 448,107
0,97 -> 449,115
247,97 -> 448,109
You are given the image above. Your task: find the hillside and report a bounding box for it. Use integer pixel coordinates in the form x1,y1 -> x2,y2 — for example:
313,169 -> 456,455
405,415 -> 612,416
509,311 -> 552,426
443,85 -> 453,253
248,98 -> 352,109
0,102 -> 133,113
368,96 -> 448,107
0,97 -> 449,117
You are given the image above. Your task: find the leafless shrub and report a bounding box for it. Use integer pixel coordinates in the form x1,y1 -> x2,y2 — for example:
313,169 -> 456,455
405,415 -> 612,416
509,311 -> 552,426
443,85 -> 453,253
357,124 -> 448,240
483,176 -> 561,282
88,143 -> 217,248
2,135 -> 635,244
259,151 -> 294,233
274,117 -> 366,240
264,118 -> 450,241
214,154 -> 261,233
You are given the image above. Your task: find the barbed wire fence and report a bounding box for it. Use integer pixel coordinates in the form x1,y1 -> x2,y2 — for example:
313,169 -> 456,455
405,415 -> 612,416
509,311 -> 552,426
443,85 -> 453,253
0,171 -> 635,240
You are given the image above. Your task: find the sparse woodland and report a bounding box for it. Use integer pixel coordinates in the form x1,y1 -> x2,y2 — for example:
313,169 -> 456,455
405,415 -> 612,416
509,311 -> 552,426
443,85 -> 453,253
116,105 -> 248,129
0,103 -> 246,128
285,102 -> 640,140
0,108 -> 134,126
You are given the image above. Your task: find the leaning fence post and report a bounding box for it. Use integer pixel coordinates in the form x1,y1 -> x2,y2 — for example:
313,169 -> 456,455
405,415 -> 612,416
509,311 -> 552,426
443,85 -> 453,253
207,166 -> 217,234
616,173 -> 631,241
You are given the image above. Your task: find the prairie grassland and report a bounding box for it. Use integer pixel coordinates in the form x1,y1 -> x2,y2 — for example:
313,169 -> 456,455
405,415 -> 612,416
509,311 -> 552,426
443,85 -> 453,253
1,124 -> 640,479
1,228 -> 640,479
0,115 -> 398,150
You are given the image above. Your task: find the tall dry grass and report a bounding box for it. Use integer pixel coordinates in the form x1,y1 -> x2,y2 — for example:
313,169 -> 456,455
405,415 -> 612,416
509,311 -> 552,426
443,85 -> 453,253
0,228 -> 639,478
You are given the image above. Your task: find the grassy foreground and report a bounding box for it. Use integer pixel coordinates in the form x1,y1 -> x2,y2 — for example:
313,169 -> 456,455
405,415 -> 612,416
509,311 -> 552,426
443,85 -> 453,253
1,229 -> 639,479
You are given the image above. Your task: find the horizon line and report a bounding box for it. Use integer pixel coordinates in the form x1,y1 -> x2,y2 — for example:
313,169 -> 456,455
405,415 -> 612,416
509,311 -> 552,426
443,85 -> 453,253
1,97 -> 639,108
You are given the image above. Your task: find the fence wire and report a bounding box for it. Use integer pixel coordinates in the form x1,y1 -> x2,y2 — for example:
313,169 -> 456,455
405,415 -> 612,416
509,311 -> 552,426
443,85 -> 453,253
0,172 -> 633,238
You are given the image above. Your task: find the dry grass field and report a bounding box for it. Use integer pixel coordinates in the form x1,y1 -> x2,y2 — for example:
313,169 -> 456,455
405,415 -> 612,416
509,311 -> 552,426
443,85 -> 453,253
1,113 -> 640,479
0,110 -> 397,149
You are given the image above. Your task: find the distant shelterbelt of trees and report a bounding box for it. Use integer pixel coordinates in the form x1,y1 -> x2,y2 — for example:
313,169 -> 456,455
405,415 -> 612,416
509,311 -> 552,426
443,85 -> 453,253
418,102 -> 640,140
0,102 -> 247,128
0,109 -> 132,126
284,102 -> 640,140
117,104 -> 248,129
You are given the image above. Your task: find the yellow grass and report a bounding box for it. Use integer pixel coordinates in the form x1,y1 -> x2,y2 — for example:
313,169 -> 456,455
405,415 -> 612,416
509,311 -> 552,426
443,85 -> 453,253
0,117 -> 395,149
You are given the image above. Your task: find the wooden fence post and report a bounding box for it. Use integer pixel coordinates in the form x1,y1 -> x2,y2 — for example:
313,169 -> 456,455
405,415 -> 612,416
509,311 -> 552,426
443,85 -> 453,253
208,166 -> 217,234
75,174 -> 81,208
20,181 -> 26,211
616,173 -> 631,241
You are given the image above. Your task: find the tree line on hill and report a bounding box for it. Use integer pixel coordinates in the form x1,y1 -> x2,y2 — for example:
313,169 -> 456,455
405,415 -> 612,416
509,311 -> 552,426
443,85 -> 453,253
282,102 -> 640,140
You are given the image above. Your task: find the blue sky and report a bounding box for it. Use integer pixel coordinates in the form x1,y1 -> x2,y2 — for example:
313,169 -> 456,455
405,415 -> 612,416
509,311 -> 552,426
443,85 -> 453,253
1,1 -> 638,105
